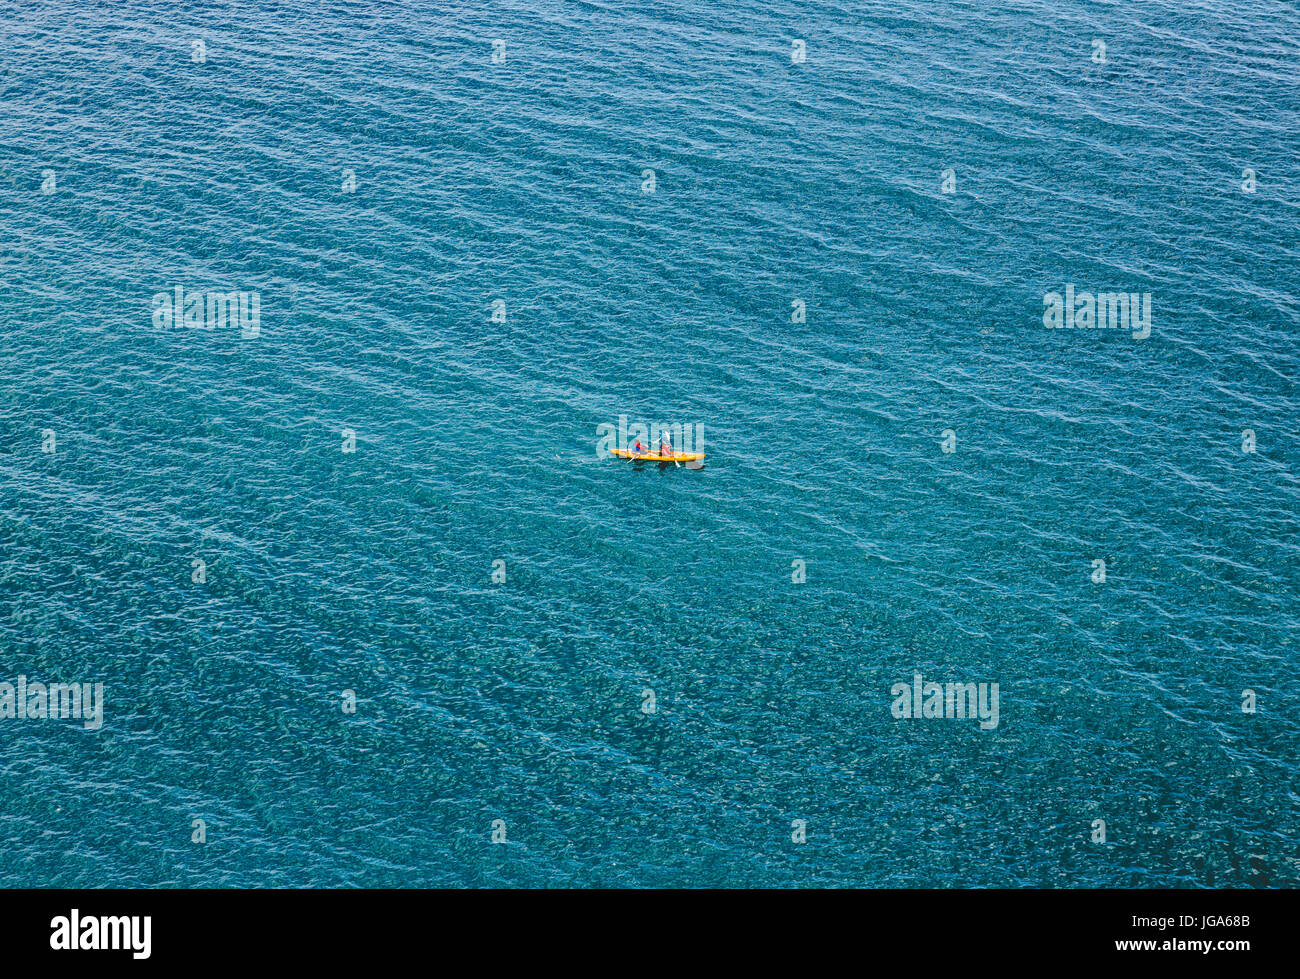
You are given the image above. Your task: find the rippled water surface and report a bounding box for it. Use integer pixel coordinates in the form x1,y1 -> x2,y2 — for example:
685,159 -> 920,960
1,0 -> 1297,886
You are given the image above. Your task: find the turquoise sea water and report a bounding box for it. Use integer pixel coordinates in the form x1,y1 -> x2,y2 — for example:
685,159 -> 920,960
1,0 -> 1297,887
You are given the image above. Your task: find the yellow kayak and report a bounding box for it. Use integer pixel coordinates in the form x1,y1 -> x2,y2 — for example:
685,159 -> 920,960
611,448 -> 706,463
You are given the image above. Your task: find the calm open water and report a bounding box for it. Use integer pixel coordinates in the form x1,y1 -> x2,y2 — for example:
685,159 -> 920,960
1,0 -> 1297,886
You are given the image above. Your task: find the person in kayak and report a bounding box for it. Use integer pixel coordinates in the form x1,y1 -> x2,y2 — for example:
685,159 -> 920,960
658,433 -> 674,458
631,438 -> 648,456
